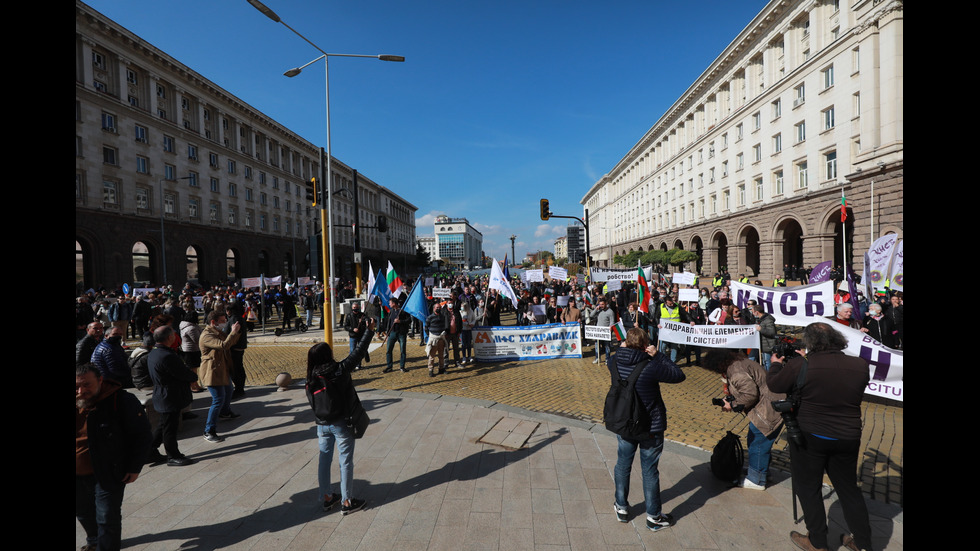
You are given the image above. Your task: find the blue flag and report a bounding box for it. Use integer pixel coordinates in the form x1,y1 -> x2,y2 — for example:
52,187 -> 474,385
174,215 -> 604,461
401,277 -> 428,337
503,255 -> 510,280
370,269 -> 391,311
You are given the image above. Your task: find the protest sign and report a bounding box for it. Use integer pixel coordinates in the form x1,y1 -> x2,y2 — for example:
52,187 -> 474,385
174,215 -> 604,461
526,269 -> 544,282
548,266 -> 567,281
672,272 -> 696,285
731,280 -> 835,327
658,321 -> 760,349
432,287 -> 452,299
473,322 -> 582,360
678,288 -> 699,302
584,325 -> 611,341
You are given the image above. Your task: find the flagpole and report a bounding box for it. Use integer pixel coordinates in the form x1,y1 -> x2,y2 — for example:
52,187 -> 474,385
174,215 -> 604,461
840,186 -> 847,278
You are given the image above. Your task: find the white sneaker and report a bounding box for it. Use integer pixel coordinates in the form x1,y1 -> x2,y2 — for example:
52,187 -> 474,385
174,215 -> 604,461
740,478 -> 766,490
592,358 -> 600,364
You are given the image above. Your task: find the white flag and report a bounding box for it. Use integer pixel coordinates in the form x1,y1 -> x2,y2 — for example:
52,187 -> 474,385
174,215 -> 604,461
366,261 -> 375,299
489,258 -> 519,309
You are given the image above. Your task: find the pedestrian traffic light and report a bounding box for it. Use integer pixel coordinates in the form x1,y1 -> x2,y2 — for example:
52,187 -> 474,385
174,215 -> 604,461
378,215 -> 388,232
540,198 -> 550,220
307,177 -> 318,206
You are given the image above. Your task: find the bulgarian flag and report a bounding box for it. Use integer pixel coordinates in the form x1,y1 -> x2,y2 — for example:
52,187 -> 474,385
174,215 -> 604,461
840,191 -> 849,222
611,320 -> 627,341
637,263 -> 653,314
582,291 -> 594,308
386,261 -> 404,297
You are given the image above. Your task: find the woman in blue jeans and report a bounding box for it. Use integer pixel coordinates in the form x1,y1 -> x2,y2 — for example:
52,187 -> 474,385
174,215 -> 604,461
306,315 -> 376,515
703,349 -> 785,489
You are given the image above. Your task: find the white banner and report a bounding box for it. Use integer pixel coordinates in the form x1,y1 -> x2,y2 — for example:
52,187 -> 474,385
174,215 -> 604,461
591,266 -> 653,283
605,279 -> 622,291
837,324 -> 904,401
658,320 -> 760,349
474,322 -> 582,361
265,275 -> 282,286
889,239 -> 903,291
678,288 -> 699,302
526,269 -> 544,282
548,266 -> 568,281
672,272 -> 696,285
241,277 -> 262,289
731,280 -> 835,327
133,287 -> 158,297
864,234 -> 897,293
732,280 -> 903,402
297,277 -> 315,286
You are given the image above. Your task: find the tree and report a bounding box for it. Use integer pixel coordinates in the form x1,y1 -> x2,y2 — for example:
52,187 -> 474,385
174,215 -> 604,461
414,242 -> 431,269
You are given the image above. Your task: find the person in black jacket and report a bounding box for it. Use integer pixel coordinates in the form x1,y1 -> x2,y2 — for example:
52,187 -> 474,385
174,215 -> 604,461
343,302 -> 367,370
148,326 -> 199,466
306,316 -> 376,515
609,328 -> 685,531
76,363 -> 152,551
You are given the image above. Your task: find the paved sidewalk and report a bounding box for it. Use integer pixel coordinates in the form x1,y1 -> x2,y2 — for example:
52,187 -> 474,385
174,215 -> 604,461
78,383 -> 903,550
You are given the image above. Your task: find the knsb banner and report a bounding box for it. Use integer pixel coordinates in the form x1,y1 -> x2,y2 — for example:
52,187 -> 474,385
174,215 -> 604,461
837,324 -> 904,402
658,321 -> 761,349
731,280 -> 836,326
473,322 -> 582,361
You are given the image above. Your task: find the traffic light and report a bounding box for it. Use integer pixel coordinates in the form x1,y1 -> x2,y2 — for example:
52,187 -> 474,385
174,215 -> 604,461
377,215 -> 388,233
307,177 -> 318,206
540,198 -> 550,220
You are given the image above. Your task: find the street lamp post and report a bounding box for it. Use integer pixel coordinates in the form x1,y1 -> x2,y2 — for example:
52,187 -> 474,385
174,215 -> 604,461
510,235 -> 516,267
158,175 -> 191,286
248,0 -> 404,345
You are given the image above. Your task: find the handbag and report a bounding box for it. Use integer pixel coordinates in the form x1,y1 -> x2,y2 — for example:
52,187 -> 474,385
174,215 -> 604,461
347,398 -> 370,439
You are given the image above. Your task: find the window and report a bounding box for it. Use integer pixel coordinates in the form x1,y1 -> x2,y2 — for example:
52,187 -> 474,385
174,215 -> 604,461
136,156 -> 148,174
128,95 -> 139,107
210,178 -> 219,193
752,112 -> 761,131
245,188 -> 253,202
135,188 -> 149,210
204,109 -> 211,120
209,153 -> 218,168
228,207 -> 237,226
794,83 -> 805,107
164,193 -> 176,215
187,145 -> 198,161
92,51 -> 105,70
753,144 -> 762,163
773,133 -> 783,153
823,107 -> 835,130
126,69 -> 138,84
102,146 -> 117,165
853,93 -> 861,118
103,181 -> 118,205
189,198 -> 199,218
772,98 -> 782,119
101,112 -> 116,132
157,84 -> 167,98
163,135 -> 175,153
774,170 -> 784,195
260,192 -> 268,206
210,202 -> 219,224
259,172 -> 266,185
165,164 -> 175,181
274,196 -> 280,209
710,194 -> 717,214
736,154 -> 744,171
244,166 -> 252,179
93,80 -> 107,93
822,65 -> 835,89
245,210 -> 253,228
825,151 -> 838,180
188,172 -> 199,187
273,177 -> 279,190
755,178 -> 764,201
260,213 -> 267,230
228,183 -> 237,197
797,162 -> 808,189
723,190 -> 730,210
852,47 -> 860,74
736,123 -> 744,141
135,125 -> 147,143
795,121 -> 806,143
737,184 -> 745,206
181,98 -> 190,110
273,216 -> 280,232
722,161 -> 729,177
228,160 -> 236,174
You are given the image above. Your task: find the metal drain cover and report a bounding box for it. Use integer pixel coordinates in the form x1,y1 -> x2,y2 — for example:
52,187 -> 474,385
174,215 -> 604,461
477,417 -> 540,449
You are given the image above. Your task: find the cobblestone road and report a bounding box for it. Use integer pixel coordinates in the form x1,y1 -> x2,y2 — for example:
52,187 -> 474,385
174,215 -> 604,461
238,312 -> 903,506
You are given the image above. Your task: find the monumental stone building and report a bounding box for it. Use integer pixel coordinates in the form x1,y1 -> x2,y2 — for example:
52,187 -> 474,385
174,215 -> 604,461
75,1 -> 415,292
582,0 -> 902,280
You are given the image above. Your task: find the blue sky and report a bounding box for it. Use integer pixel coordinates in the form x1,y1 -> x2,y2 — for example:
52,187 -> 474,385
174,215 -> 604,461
85,0 -> 768,263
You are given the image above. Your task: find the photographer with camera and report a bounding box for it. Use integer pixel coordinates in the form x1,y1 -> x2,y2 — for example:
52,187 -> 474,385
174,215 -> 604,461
703,349 -> 785,490
767,322 -> 873,551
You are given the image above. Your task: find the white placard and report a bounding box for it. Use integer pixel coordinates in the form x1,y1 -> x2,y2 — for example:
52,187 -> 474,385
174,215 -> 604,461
557,296 -> 569,306
673,272 -> 696,285
432,287 -> 452,299
584,325 -> 611,341
678,288 -> 699,302
548,266 -> 568,281
605,279 -> 622,291
527,269 -> 544,282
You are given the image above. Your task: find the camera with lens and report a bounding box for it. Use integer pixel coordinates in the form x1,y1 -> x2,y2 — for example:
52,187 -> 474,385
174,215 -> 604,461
771,334 -> 803,359
771,395 -> 805,447
711,395 -> 744,413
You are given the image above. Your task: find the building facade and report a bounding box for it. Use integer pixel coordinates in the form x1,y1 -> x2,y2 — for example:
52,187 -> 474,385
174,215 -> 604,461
553,236 -> 568,260
433,216 -> 484,269
75,1 -> 415,291
582,0 -> 902,279
566,225 -> 586,264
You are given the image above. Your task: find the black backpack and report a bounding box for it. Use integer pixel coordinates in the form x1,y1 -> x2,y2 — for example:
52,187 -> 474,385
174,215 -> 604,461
710,430 -> 744,482
603,358 -> 653,440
